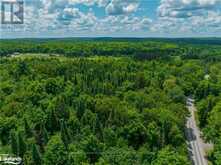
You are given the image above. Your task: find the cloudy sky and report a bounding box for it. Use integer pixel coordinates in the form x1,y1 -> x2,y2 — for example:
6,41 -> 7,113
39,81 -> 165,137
1,0 -> 221,38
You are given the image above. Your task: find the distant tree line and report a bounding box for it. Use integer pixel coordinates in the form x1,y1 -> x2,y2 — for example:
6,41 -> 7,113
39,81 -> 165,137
1,39 -> 221,61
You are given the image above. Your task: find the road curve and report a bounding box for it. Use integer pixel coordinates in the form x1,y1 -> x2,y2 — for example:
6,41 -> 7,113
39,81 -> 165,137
186,98 -> 208,165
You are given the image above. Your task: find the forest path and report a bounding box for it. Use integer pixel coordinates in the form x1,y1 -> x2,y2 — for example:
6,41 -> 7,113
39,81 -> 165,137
186,98 -> 208,165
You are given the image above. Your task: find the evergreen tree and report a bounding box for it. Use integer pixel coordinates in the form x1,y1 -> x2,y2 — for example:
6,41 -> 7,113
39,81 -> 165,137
43,135 -> 68,165
10,131 -> 18,155
42,125 -> 49,145
18,131 -> 27,158
32,144 -> 42,165
36,123 -> 49,151
24,118 -> 33,138
74,74 -> 78,85
47,109 -> 59,133
60,120 -> 71,149
17,61 -> 29,76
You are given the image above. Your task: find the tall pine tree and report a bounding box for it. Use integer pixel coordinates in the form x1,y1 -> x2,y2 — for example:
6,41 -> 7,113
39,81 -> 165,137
18,131 -> 27,158
36,123 -> 50,152
24,118 -> 33,138
47,109 -> 59,133
42,125 -> 49,145
32,144 -> 42,165
60,120 -> 71,149
10,131 -> 18,155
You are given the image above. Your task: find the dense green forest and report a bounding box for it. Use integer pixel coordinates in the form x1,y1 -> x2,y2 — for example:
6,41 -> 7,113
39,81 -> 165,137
195,63 -> 221,164
1,38 -> 221,61
0,39 -> 221,165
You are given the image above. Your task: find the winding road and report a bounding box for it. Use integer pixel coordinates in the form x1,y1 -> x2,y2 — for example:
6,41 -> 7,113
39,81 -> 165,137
186,98 -> 208,165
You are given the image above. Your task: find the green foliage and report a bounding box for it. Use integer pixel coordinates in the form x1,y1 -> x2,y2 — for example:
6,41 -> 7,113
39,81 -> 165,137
10,131 -> 18,155
213,140 -> 221,165
68,144 -> 88,164
32,144 -> 42,165
151,147 -> 190,165
0,117 -> 16,145
47,109 -> 60,133
82,135 -> 104,163
42,125 -> 49,146
203,101 -> 221,142
99,147 -> 139,165
122,120 -> 147,149
2,50 -> 217,164
18,131 -> 27,158
43,135 -> 68,165
24,118 -> 33,138
197,95 -> 216,128
60,120 -> 71,149
194,62 -> 221,165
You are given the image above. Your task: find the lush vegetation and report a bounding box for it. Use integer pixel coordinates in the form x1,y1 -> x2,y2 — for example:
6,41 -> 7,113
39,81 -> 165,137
195,63 -> 221,165
1,38 -> 221,61
0,38 -> 221,165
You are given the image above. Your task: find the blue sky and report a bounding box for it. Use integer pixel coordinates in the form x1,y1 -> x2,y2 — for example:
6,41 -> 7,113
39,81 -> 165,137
1,0 -> 221,38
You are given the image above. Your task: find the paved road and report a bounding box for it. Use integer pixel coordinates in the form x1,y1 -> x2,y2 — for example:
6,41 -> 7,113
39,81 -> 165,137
186,98 -> 208,165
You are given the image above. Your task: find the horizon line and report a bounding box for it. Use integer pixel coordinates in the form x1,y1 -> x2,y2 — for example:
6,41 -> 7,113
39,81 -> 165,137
1,36 -> 221,40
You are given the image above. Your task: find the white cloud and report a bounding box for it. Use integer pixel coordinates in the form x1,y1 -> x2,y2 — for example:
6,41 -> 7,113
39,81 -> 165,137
153,0 -> 221,35
39,0 -> 139,16
152,10 -> 221,35
158,0 -> 221,18
1,0 -> 221,38
68,0 -> 109,6
105,0 -> 139,15
94,15 -> 152,33
22,0 -> 142,33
